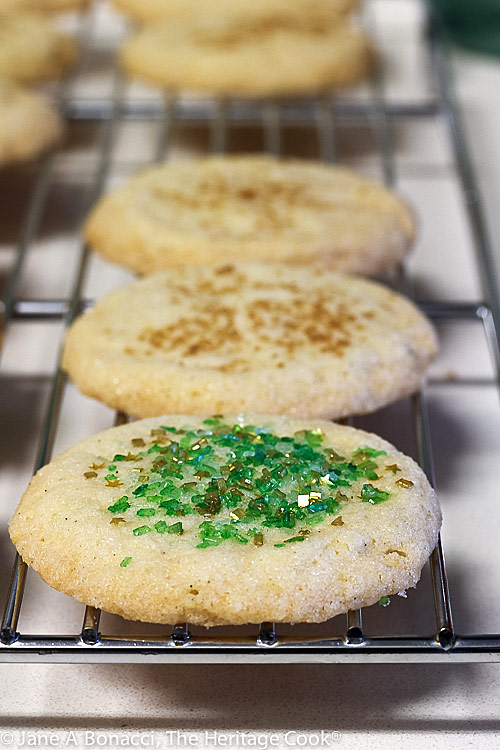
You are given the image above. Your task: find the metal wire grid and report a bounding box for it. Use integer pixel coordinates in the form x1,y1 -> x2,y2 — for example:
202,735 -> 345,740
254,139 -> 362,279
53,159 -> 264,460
0,1 -> 499,663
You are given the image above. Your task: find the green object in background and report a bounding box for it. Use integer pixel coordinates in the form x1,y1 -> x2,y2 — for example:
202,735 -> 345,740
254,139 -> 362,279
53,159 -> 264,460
430,0 -> 500,56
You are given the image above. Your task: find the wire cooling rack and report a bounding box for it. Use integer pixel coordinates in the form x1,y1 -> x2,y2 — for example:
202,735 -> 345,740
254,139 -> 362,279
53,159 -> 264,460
0,0 -> 499,663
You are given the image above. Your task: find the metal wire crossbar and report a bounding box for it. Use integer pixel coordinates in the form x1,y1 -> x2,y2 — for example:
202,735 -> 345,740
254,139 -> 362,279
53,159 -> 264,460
1,1 -> 499,663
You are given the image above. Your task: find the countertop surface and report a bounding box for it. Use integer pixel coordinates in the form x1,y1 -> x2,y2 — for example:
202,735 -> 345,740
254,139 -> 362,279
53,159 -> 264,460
0,1 -> 499,747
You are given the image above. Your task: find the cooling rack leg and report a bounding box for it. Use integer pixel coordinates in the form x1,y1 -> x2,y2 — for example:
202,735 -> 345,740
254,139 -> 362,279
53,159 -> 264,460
1,554 -> 27,645
346,610 -> 364,644
412,393 -> 455,648
81,607 -> 101,645
258,623 -> 277,646
429,539 -> 455,650
171,623 -> 190,646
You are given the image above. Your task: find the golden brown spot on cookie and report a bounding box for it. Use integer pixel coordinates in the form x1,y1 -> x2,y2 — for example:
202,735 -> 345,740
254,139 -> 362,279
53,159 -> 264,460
238,188 -> 257,200
215,264 -> 235,275
217,285 -> 239,294
139,303 -> 241,358
217,358 -> 250,374
386,549 -> 408,557
195,14 -> 333,50
246,296 -> 358,356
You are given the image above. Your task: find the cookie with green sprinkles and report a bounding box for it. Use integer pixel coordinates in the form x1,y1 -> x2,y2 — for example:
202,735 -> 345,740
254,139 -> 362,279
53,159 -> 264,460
62,264 -> 437,420
9,414 -> 441,626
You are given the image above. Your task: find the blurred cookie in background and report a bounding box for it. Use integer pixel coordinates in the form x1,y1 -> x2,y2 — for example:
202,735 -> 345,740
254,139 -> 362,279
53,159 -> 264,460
0,77 -> 63,167
2,0 -> 90,13
121,10 -> 374,97
0,10 -> 78,83
113,0 -> 358,24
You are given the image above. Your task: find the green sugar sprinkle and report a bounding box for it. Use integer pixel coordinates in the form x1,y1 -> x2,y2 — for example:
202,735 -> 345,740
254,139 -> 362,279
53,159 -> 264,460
102,419 -> 393,546
136,508 -> 156,518
133,525 -> 151,536
378,595 -> 390,607
274,536 -> 306,547
166,521 -> 184,535
360,484 -> 391,505
120,556 -> 132,568
108,496 -> 130,514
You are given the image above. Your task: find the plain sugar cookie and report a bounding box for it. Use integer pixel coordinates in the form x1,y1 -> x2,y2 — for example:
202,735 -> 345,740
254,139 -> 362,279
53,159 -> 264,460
85,156 -> 415,274
62,264 -> 437,419
2,0 -> 90,12
9,414 -> 441,625
113,0 -> 358,24
0,78 -> 63,166
0,11 -> 78,83
121,13 -> 374,97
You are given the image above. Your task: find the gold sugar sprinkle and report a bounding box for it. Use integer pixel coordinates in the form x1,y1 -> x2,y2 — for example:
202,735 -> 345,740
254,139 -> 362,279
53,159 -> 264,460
386,549 -> 408,557
106,479 -> 123,488
110,518 -> 126,526
84,471 -> 97,479
150,429 -> 171,444
396,478 -> 414,488
331,516 -> 344,526
89,462 -> 104,471
125,452 -> 140,462
230,509 -> 245,520
385,464 -> 401,474
131,438 -> 145,447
